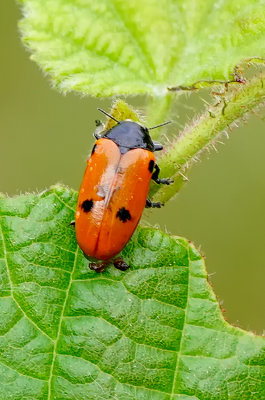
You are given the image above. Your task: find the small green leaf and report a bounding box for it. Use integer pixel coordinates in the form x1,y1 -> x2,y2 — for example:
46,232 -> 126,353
0,186 -> 264,399
18,0 -> 265,96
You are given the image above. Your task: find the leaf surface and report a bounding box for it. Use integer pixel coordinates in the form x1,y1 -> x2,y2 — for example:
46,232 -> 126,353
18,0 -> 265,96
0,186 -> 264,399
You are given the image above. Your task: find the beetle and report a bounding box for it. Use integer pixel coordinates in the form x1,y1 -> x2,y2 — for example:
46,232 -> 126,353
73,108 -> 172,272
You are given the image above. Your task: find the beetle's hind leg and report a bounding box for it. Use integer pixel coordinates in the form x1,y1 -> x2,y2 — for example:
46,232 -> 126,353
145,198 -> 164,208
152,164 -> 173,185
89,261 -> 108,273
113,258 -> 130,271
89,258 -> 129,272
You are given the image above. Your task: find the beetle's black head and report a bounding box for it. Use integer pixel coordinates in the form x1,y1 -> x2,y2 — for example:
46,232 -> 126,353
102,120 -> 162,154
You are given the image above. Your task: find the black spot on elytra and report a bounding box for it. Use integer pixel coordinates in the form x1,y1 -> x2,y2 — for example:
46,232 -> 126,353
116,207 -> 131,223
91,144 -> 97,155
148,159 -> 155,173
81,199 -> 93,212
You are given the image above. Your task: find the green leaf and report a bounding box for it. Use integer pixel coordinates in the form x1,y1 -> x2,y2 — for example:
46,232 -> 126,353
0,186 -> 264,399
18,0 -> 265,96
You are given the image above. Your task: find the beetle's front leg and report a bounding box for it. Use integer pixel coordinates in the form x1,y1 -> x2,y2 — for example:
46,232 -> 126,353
93,119 -> 104,139
152,164 -> 173,185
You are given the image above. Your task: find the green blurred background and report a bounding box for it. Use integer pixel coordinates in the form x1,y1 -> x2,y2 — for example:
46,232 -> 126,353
1,2 -> 264,333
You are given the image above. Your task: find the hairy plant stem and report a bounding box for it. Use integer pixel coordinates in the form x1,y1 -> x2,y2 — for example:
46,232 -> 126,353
149,70 -> 265,203
145,93 -> 174,141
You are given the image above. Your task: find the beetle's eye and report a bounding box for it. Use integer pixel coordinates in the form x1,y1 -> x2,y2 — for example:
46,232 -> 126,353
141,126 -> 149,134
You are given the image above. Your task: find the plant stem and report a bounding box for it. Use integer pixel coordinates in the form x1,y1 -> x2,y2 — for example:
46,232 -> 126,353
149,70 -> 265,203
145,93 -> 174,141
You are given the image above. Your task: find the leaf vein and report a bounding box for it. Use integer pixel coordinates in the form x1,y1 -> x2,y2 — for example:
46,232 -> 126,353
0,359 -> 47,382
47,245 -> 79,399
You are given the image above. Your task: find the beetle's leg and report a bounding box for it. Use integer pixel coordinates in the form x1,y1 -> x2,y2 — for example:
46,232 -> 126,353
152,164 -> 173,185
89,261 -> 108,273
145,198 -> 164,208
69,220 -> 75,226
94,132 -> 101,139
94,120 -> 104,139
153,141 -> 163,151
113,258 -> 130,271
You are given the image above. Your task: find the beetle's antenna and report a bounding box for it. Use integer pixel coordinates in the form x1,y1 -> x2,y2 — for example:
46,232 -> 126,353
148,120 -> 172,130
97,108 -> 120,123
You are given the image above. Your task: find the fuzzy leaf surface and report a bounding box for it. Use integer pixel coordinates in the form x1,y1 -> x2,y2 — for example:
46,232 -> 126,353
18,0 -> 265,96
0,186 -> 264,399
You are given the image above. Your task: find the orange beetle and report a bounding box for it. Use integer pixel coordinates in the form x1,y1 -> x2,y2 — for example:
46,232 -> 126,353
74,109 -> 172,272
